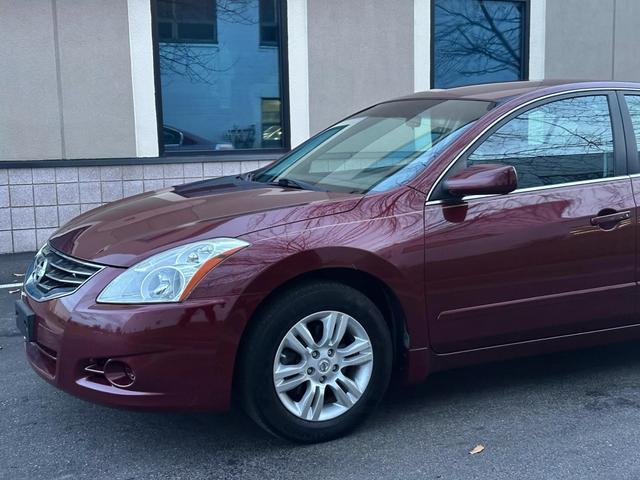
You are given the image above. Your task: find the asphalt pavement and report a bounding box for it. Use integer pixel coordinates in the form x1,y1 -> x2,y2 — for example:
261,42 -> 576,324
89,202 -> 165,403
2,252 -> 640,479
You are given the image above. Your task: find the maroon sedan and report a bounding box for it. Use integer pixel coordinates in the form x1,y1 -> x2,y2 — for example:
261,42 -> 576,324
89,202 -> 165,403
16,80 -> 640,442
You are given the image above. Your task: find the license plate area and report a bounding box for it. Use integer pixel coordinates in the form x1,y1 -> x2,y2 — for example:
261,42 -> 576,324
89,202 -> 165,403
15,299 -> 36,342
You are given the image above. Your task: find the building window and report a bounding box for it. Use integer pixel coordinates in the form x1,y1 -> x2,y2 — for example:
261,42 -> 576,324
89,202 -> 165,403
157,0 -> 217,43
155,0 -> 287,152
432,0 -> 528,88
259,0 -> 279,46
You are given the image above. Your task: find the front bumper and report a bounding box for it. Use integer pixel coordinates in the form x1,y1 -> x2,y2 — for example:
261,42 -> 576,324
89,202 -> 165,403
19,266 -> 258,411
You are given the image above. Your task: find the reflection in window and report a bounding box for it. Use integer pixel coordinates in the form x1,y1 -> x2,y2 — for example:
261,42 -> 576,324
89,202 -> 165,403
261,98 -> 282,147
158,0 -> 217,43
467,96 -> 615,189
259,0 -> 279,46
162,126 -> 183,146
156,0 -> 285,152
433,0 -> 526,88
257,99 -> 493,193
623,95 -> 640,156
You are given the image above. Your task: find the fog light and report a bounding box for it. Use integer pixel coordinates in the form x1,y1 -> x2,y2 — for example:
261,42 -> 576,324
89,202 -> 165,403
103,359 -> 136,388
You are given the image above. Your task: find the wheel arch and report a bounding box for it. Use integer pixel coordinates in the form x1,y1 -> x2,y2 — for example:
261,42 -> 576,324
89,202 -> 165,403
250,266 -> 409,357
232,246 -> 419,390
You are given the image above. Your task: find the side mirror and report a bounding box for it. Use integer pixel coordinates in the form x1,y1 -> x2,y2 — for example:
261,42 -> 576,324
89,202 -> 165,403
444,164 -> 518,198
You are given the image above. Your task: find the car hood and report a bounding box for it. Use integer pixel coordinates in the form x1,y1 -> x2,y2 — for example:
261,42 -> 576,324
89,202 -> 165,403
49,178 -> 361,267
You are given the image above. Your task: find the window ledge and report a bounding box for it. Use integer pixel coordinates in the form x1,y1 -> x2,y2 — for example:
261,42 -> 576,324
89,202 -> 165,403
0,151 -> 287,169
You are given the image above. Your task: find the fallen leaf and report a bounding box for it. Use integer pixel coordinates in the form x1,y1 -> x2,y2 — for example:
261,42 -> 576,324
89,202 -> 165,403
13,273 -> 25,277
469,444 -> 485,455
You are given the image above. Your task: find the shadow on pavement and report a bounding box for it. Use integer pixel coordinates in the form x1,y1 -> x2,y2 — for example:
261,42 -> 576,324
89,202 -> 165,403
50,339 -> 640,448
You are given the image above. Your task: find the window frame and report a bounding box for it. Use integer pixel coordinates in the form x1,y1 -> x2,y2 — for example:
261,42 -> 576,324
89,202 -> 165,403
150,0 -> 291,158
430,0 -> 531,89
428,90 -> 628,202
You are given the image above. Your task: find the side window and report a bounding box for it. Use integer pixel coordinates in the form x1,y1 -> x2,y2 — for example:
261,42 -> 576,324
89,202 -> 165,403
624,95 -> 640,156
467,96 -> 615,189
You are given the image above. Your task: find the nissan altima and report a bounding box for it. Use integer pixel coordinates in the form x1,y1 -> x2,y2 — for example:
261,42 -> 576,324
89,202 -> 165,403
16,80 -> 640,442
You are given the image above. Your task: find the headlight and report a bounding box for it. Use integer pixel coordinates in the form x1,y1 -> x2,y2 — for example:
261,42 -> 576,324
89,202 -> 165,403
97,238 -> 248,304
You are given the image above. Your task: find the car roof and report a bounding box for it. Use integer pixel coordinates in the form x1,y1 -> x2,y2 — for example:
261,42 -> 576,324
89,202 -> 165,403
395,79 -> 640,103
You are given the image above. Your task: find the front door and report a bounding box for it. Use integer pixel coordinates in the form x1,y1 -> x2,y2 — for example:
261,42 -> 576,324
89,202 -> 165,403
424,93 -> 637,353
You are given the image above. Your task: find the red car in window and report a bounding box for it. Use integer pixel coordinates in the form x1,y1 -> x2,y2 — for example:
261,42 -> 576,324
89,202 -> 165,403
15,80 -> 640,442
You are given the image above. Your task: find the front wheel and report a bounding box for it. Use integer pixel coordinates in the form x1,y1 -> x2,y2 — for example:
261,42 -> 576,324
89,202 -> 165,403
238,281 -> 392,443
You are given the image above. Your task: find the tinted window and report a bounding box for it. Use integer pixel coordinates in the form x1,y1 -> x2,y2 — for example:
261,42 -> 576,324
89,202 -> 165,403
433,0 -> 526,88
467,96 -> 615,189
624,95 -> 640,157
156,0 -> 285,151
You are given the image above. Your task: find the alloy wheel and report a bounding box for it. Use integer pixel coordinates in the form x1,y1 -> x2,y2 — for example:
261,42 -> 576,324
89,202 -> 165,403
273,310 -> 374,421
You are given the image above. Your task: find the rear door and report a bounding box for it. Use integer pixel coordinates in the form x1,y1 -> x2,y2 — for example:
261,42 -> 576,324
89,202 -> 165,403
617,92 -> 640,292
424,92 -> 637,353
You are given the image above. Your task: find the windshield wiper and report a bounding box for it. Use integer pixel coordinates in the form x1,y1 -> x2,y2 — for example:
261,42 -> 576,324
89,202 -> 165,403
270,177 -> 325,191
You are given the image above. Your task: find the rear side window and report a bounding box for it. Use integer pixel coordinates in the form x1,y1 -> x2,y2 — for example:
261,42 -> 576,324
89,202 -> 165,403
467,95 -> 615,189
623,95 -> 640,156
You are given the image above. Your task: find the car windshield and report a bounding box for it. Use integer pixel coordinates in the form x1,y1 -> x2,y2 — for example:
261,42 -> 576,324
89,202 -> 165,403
254,99 -> 494,193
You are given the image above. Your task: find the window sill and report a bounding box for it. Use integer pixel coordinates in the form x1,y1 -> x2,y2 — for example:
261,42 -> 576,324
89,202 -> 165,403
0,150 -> 287,169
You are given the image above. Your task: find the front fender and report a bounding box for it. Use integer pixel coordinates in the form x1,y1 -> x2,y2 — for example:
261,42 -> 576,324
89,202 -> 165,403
190,207 -> 427,349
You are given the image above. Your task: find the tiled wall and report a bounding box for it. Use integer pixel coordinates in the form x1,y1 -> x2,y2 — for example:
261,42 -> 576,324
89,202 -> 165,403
0,160 -> 267,254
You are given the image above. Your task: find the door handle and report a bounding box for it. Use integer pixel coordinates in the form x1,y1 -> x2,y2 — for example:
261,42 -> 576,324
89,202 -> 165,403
590,210 -> 631,226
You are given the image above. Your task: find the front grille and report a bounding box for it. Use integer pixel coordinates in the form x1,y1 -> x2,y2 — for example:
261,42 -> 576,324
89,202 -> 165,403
24,245 -> 104,301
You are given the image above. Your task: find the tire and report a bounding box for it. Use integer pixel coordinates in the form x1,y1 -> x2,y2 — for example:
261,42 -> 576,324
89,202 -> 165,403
237,281 -> 393,443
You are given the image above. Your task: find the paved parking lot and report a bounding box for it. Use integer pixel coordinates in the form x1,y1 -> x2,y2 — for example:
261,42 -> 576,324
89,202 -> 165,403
3,252 -> 640,479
